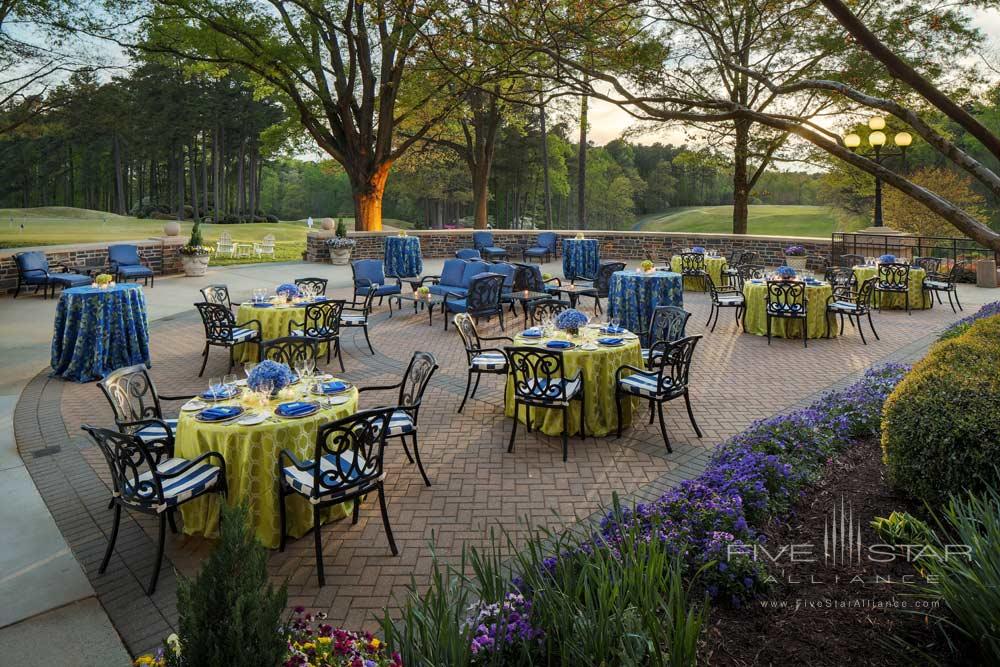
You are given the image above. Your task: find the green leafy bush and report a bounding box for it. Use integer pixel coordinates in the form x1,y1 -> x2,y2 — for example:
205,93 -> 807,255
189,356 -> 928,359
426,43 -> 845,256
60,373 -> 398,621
166,501 -> 288,667
871,511 -> 932,546
919,486 -> 1000,661
335,219 -> 348,237
882,315 -> 1000,505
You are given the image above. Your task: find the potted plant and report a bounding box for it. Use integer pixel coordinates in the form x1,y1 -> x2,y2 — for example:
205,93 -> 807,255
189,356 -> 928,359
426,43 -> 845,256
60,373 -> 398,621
784,245 -> 807,271
327,220 -> 356,265
179,220 -> 212,277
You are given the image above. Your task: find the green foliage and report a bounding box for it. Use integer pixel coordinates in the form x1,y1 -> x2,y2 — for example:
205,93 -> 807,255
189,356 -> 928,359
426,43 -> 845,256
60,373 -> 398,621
167,501 -> 287,667
335,220 -> 347,238
882,315 -> 1000,505
382,500 -> 709,666
187,219 -> 204,248
919,486 -> 1000,661
871,511 -> 932,546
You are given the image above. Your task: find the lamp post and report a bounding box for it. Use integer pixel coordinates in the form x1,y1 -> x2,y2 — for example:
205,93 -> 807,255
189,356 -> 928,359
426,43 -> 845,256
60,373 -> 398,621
843,116 -> 912,228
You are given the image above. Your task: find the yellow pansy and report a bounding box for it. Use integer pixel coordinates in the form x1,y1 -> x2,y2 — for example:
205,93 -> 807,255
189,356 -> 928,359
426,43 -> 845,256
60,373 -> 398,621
317,637 -> 332,645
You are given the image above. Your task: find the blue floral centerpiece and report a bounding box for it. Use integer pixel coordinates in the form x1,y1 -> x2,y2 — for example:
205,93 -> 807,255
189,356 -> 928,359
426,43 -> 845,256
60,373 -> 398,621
691,245 -> 706,254
275,283 -> 301,300
775,265 -> 797,280
879,254 -> 897,264
555,308 -> 588,335
247,360 -> 295,395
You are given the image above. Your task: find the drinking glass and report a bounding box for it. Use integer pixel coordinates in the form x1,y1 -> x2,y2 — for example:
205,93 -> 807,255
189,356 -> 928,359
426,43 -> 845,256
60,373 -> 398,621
208,377 -> 221,399
244,362 -> 257,379
610,316 -> 621,331
223,374 -> 238,390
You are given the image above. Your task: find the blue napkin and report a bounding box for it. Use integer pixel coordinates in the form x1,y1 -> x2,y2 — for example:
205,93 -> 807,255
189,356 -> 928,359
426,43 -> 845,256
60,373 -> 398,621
276,401 -> 316,417
521,328 -> 542,337
201,385 -> 236,400
601,325 -> 625,334
598,337 -> 624,345
252,302 -> 273,308
546,340 -> 572,349
198,406 -> 242,421
319,381 -> 348,394
313,296 -> 327,301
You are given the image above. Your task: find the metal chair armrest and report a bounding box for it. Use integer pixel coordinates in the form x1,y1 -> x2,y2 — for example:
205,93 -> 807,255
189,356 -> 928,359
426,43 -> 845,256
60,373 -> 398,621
358,382 -> 403,394
159,393 -> 197,401
479,335 -> 514,343
157,451 -> 226,480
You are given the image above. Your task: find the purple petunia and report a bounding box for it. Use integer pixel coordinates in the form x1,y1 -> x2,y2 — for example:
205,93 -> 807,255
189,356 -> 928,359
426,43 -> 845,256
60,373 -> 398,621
784,245 -> 806,256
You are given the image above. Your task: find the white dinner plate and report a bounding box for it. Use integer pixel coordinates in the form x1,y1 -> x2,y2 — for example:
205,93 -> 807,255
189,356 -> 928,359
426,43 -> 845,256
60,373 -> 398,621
325,395 -> 352,407
181,399 -> 209,412
235,411 -> 269,426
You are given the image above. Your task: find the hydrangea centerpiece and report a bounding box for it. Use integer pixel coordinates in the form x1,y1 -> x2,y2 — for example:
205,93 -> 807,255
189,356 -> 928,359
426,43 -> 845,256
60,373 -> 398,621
879,254 -> 897,264
275,283 -> 302,299
247,360 -> 295,395
555,308 -> 588,335
775,265 -> 797,279
784,245 -> 806,256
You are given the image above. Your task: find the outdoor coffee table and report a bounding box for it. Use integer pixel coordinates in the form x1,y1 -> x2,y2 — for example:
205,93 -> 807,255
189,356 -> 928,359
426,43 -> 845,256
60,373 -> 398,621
390,292 -> 450,326
551,283 -> 598,308
507,289 -> 553,324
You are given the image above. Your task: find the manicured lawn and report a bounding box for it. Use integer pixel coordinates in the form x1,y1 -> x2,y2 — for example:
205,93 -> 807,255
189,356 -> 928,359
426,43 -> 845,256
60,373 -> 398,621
0,207 -> 412,262
634,205 -> 865,238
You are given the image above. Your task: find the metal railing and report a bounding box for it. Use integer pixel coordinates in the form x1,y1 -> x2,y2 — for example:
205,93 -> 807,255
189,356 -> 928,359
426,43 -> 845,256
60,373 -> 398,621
831,232 -> 997,266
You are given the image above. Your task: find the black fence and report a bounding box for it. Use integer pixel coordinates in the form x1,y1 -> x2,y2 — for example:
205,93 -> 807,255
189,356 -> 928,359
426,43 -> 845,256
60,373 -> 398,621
831,232 -> 997,267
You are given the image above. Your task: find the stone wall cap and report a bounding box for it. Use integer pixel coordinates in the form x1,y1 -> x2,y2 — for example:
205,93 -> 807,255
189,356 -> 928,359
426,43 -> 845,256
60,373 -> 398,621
307,228 -> 831,243
0,237 -> 181,259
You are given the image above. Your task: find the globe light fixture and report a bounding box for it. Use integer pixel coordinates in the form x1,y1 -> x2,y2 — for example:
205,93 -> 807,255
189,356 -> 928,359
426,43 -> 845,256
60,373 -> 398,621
842,116 -> 914,229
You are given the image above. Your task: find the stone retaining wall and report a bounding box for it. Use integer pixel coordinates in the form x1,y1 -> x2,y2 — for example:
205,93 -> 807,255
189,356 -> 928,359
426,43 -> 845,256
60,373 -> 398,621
0,237 -> 187,296
306,229 -> 832,267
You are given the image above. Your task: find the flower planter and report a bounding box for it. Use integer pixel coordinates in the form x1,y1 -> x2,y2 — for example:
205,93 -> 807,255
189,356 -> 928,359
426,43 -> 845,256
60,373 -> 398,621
181,253 -> 210,277
330,247 -> 353,265
784,256 -> 807,271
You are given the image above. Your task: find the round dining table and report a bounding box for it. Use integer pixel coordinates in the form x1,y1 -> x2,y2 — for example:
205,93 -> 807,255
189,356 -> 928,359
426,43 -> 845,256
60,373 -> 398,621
741,279 -> 836,339
174,379 -> 359,549
384,235 -> 423,279
669,254 -> 728,291
504,326 -> 644,438
235,300 -> 330,363
561,238 -> 600,280
50,283 -> 151,382
852,265 -> 931,310
607,269 -> 684,334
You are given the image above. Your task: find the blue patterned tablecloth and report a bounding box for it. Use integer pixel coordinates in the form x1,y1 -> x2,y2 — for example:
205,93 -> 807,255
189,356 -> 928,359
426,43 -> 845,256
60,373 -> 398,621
562,238 -> 600,280
51,284 -> 151,383
384,236 -> 423,278
607,270 -> 684,334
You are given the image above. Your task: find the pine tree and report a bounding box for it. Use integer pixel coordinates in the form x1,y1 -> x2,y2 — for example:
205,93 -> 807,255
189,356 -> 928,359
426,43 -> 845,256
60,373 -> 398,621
167,501 -> 288,667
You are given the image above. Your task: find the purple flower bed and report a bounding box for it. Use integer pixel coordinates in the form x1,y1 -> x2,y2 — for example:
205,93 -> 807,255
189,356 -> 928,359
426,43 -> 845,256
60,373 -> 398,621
938,301 -> 1000,341
466,593 -> 541,662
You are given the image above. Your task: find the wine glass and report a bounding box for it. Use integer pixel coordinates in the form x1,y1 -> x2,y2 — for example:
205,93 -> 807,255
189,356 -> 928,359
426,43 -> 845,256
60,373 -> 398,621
208,377 -> 222,399
223,374 -> 237,392
610,316 -> 621,332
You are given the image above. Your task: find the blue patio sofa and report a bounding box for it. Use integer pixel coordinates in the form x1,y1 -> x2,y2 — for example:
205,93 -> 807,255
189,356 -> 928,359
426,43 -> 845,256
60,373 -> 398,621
426,259 -> 491,298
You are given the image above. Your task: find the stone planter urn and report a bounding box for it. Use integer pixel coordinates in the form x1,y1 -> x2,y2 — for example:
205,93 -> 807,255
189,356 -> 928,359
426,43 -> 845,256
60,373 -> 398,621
330,247 -> 353,266
181,253 -> 211,277
321,217 -> 335,231
784,256 -> 808,271
163,220 -> 181,236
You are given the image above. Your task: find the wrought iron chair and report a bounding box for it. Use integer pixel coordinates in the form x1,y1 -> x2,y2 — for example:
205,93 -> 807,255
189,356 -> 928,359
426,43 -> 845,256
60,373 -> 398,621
443,273 -> 506,331
721,249 -> 744,286
200,284 -> 238,311
13,251 -> 90,298
504,346 -> 586,462
913,256 -> 942,274
765,280 -> 808,347
737,264 -> 766,282
289,299 -> 345,369
875,262 -> 912,315
351,259 -> 401,307
826,277 -> 879,344
586,261 -> 625,314
679,252 -> 708,290
638,305 -> 690,366
824,267 -> 857,291
278,408 -> 396,586
194,302 -> 262,376
704,274 -> 746,333
455,248 -> 482,260
923,265 -> 963,312
108,244 -> 155,286
82,425 -> 227,595
453,313 -> 512,413
840,253 -> 865,267
294,277 -> 329,296
260,336 -> 320,368
97,364 -> 195,463
512,263 -> 562,294
340,285 -> 377,355
528,298 -> 572,327
615,335 -> 702,451
358,351 -> 438,486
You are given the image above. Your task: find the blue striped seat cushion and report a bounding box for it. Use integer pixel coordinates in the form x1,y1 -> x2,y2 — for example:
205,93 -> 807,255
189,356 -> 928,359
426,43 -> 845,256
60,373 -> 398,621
618,372 -> 674,398
230,327 -> 258,342
124,457 -> 221,511
520,377 -> 582,403
136,419 -> 177,442
341,314 -> 366,325
877,282 -> 907,291
715,294 -> 744,305
829,300 -> 859,312
386,409 -> 415,436
767,304 -> 805,315
471,352 -> 507,370
282,451 -> 376,500
924,280 -> 949,289
291,327 -> 336,338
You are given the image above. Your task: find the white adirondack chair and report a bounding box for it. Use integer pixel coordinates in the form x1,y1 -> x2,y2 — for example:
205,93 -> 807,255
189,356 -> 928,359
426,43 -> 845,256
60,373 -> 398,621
216,231 -> 235,257
254,234 -> 276,258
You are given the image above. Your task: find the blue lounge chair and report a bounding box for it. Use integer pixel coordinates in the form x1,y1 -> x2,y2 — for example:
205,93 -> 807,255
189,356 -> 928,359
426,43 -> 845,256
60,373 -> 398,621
351,259 -> 402,308
522,232 -> 557,263
108,244 -> 155,287
472,231 -> 507,260
14,251 -> 90,299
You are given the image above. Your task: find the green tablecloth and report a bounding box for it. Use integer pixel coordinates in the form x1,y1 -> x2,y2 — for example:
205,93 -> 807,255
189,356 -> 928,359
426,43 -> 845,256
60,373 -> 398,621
504,328 -> 644,437
235,302 -> 327,363
852,266 -> 931,309
175,383 -> 358,549
670,255 -> 728,291
742,281 -> 836,339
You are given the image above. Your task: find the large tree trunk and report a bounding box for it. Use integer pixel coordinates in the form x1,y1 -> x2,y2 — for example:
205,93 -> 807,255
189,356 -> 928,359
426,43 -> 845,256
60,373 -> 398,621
577,94 -> 588,229
112,132 -> 126,215
351,161 -> 391,231
189,140 -> 199,221
732,118 -> 751,235
472,161 -> 490,230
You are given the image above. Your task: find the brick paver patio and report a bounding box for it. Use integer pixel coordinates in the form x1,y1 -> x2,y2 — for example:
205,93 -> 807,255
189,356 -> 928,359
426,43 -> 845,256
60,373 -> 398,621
13,281 -> 969,656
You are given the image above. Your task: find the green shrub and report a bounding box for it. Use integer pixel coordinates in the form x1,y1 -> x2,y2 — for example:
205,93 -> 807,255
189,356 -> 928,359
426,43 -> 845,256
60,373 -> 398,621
166,501 -> 288,667
882,315 -> 1000,505
335,219 -> 348,237
919,486 -> 1000,661
871,511 -> 932,546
